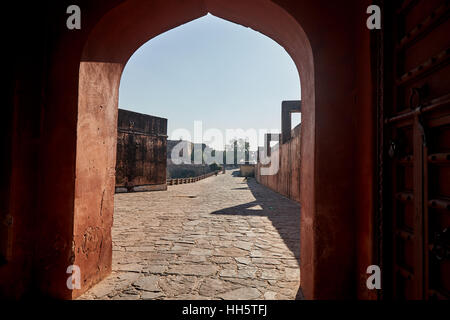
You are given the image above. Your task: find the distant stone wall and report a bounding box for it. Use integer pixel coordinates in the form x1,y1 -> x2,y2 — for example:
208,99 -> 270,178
255,124 -> 301,203
166,140 -> 215,178
167,170 -> 219,185
167,140 -> 193,161
166,162 -> 212,179
240,164 -> 255,177
115,109 -> 167,193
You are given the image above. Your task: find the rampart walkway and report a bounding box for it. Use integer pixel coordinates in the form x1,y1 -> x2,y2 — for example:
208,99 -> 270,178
79,170 -> 301,300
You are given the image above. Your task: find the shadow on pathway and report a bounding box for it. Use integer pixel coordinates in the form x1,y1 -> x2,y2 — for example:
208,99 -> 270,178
211,174 -> 303,299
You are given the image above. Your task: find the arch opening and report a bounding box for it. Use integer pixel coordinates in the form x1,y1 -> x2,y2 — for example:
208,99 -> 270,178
86,13 -> 302,300
73,0 -> 315,299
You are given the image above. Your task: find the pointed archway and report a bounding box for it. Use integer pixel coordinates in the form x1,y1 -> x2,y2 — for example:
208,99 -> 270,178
73,0 -> 314,300
29,0 -> 372,300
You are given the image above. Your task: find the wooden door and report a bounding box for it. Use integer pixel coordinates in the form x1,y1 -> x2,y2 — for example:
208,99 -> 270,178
384,0 -> 450,299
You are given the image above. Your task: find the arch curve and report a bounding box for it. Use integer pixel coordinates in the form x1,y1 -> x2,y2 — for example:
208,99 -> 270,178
75,0 -> 315,299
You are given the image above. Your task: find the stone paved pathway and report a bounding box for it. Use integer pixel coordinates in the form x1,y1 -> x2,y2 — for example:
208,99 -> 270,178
78,170 -> 301,300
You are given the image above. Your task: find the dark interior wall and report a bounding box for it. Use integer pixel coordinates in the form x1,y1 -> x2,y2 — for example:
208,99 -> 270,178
115,109 -> 167,188
1,1 -> 126,298
0,2 -> 55,298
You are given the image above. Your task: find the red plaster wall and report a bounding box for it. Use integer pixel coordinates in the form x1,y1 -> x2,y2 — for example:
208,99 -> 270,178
71,61 -> 122,297
354,0 -> 378,300
256,125 -> 301,203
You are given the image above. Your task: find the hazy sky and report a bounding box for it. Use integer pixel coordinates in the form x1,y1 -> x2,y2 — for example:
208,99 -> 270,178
119,14 -> 301,150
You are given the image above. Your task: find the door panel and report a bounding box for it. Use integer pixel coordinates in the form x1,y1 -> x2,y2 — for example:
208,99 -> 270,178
385,0 -> 450,300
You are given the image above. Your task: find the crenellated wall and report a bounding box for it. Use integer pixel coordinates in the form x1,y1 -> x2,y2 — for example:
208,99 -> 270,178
256,124 -> 301,203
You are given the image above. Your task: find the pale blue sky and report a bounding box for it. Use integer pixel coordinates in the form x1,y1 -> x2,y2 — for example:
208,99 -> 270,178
119,14 -> 300,150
